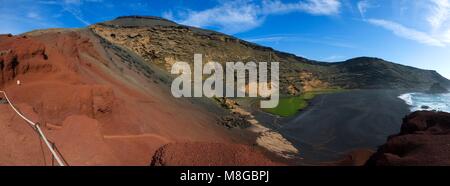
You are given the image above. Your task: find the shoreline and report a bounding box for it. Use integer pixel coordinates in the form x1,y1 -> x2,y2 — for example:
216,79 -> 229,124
253,89 -> 411,164
398,92 -> 450,113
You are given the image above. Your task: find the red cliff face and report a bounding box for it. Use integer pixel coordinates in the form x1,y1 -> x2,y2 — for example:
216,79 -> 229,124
0,30 -> 271,165
366,111 -> 450,166
0,34 -> 50,86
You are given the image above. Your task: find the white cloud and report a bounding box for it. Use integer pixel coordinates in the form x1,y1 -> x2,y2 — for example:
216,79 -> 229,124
37,0 -> 104,25
175,1 -> 261,34
63,0 -> 103,5
321,55 -> 346,61
162,11 -> 174,20
427,0 -> 450,45
262,0 -> 341,15
246,36 -> 287,43
64,0 -> 81,4
299,0 -> 341,15
367,19 -> 445,47
245,34 -> 356,48
63,6 -> 91,25
427,0 -> 450,30
444,29 -> 450,42
165,0 -> 342,34
0,12 -> 60,34
360,0 -> 450,47
357,0 -> 372,18
26,12 -> 41,19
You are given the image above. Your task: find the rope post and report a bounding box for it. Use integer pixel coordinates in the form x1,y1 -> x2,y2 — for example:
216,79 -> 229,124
51,142 -> 55,166
35,124 -> 65,166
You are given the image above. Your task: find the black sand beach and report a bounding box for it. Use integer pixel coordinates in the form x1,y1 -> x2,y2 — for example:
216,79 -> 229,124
256,90 -> 411,163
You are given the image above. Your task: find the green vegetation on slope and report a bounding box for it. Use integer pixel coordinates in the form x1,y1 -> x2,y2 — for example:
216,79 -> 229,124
264,88 -> 344,117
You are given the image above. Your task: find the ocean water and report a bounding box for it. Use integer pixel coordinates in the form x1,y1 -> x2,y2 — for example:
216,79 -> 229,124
398,92 -> 450,112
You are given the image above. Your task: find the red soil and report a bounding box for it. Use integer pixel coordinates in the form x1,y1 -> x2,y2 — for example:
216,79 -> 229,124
0,31 -> 268,165
151,142 -> 283,166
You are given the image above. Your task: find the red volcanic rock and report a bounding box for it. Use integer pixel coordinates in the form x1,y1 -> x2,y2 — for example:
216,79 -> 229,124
151,142 -> 283,166
0,30 -> 250,165
0,36 -> 50,85
366,111 -> 450,166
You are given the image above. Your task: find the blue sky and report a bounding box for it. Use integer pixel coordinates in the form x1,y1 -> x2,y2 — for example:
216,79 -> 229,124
1,0 -> 450,78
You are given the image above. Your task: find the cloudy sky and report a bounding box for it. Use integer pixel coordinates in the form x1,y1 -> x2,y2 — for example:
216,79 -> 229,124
1,0 -> 449,78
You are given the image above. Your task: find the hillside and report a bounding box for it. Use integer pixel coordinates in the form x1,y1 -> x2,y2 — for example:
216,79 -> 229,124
329,57 -> 450,89
90,16 -> 450,94
0,30 -> 270,165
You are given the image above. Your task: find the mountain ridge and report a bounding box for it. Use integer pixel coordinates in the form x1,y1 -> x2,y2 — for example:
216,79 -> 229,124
88,16 -> 450,93
105,16 -> 448,72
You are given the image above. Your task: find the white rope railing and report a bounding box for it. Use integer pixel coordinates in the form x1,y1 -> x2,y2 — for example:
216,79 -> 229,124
0,90 -> 65,166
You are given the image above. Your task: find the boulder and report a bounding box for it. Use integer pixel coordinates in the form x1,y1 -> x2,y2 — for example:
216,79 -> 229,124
366,111 -> 450,166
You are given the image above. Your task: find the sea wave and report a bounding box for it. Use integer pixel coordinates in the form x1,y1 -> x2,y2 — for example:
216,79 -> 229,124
398,92 -> 450,112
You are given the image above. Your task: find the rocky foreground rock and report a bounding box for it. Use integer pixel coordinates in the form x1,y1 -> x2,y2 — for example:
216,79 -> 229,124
366,111 -> 450,166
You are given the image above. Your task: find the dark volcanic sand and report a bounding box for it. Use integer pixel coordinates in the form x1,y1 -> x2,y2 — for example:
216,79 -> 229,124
258,90 -> 411,163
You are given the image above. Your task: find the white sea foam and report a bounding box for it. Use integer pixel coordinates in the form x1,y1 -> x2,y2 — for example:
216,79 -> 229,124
398,92 -> 450,112
398,93 -> 413,105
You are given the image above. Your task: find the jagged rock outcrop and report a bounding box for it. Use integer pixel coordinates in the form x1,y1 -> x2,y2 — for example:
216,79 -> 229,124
0,34 -> 53,85
366,111 -> 450,166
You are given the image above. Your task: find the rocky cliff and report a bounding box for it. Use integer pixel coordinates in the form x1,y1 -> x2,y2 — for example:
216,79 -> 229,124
366,111 -> 450,166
